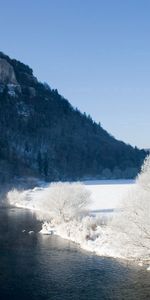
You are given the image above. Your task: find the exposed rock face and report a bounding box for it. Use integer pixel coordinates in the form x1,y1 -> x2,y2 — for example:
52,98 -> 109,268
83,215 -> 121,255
0,58 -> 18,84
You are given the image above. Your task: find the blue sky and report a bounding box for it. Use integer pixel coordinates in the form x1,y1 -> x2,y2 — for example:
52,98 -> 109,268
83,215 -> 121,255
0,0 -> 150,148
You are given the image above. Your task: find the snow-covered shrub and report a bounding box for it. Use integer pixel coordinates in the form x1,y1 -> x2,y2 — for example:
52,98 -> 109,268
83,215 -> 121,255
7,182 -> 91,224
110,155 -> 150,259
137,155 -> 150,191
7,189 -> 25,206
36,182 -> 91,223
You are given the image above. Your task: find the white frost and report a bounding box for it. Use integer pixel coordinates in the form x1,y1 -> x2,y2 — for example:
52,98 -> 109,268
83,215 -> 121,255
7,156 -> 150,267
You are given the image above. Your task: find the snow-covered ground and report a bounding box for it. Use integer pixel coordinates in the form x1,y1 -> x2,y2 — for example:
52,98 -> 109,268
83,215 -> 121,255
84,179 -> 135,211
6,160 -> 150,269
7,179 -> 135,212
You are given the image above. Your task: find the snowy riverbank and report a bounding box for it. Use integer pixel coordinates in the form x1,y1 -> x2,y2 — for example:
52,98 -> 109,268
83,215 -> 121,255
6,156 -> 150,270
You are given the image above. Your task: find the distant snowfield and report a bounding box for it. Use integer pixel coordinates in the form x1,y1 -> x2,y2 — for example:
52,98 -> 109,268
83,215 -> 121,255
83,180 -> 135,211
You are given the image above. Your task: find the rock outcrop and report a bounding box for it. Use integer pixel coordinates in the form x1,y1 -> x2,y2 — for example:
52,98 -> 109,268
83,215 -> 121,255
0,58 -> 18,85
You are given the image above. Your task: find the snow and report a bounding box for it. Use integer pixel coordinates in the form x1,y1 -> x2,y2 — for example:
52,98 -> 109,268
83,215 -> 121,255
6,159 -> 150,268
84,179 -> 135,211
7,180 -> 136,259
7,83 -> 16,97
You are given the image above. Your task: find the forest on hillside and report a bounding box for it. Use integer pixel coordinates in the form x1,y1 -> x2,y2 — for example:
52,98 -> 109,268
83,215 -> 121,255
0,52 -> 146,182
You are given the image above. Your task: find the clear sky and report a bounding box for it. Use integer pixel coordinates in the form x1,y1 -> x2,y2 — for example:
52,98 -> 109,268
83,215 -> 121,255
0,0 -> 150,149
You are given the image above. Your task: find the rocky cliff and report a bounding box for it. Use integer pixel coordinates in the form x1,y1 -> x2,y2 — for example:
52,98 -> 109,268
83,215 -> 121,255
0,58 -> 18,85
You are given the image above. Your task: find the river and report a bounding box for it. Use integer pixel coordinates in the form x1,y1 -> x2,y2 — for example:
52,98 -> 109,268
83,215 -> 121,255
0,208 -> 150,300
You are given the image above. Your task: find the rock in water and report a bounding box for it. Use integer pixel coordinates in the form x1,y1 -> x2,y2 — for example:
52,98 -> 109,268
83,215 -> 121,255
28,230 -> 34,235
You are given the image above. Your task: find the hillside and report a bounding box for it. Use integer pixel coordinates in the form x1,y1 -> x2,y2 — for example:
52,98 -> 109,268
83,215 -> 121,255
0,52 -> 146,182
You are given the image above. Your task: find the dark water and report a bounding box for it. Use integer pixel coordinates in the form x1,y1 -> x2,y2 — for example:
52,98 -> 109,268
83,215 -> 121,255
0,208 -> 150,300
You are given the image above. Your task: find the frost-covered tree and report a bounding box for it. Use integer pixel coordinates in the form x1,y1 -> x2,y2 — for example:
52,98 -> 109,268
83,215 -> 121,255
7,182 -> 91,224
110,155 -> 150,259
37,182 -> 91,223
137,155 -> 150,191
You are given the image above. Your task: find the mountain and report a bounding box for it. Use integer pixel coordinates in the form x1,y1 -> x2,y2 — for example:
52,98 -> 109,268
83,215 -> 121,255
0,52 -> 146,182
